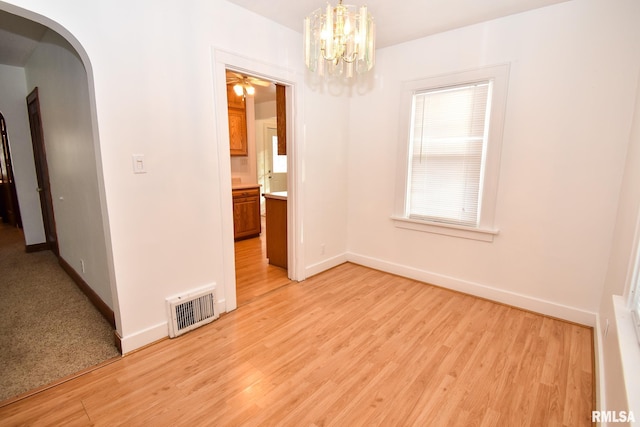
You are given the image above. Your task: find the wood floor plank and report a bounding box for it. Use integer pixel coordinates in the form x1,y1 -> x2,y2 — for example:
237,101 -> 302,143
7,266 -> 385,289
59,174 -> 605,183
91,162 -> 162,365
0,263 -> 594,426
234,220 -> 290,306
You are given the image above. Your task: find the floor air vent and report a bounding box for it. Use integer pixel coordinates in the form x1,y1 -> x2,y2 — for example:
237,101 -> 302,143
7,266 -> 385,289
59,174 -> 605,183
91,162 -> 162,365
166,286 -> 218,338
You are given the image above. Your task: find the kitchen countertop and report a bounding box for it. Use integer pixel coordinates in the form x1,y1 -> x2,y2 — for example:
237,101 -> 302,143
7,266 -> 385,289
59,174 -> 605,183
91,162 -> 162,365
232,183 -> 261,190
263,191 -> 287,201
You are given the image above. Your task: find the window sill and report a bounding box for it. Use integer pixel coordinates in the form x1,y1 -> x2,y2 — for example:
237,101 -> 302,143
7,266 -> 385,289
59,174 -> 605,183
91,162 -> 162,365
391,216 -> 498,242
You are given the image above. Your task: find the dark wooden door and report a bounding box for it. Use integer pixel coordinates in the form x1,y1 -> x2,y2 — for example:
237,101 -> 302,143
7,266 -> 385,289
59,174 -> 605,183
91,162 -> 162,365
0,112 -> 22,227
26,88 -> 58,255
276,84 -> 286,155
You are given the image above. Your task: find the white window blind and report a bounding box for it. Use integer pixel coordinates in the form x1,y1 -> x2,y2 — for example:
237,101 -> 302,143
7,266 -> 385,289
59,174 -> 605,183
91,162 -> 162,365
408,82 -> 492,227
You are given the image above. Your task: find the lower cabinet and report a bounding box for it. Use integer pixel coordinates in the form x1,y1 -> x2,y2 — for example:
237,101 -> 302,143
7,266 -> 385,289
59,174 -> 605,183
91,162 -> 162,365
264,194 -> 287,269
232,186 -> 261,240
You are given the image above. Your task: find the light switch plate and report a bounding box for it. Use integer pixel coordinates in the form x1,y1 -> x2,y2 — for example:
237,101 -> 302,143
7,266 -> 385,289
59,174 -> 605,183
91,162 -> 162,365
132,154 -> 146,174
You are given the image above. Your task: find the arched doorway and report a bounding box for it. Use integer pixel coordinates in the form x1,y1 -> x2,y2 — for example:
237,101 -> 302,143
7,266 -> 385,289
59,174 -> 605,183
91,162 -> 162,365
0,3 -> 120,400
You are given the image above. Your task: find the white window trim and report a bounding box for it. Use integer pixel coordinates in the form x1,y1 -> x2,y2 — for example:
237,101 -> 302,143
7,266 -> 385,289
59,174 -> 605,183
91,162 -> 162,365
627,213 -> 640,343
393,64 -> 510,242
632,303 -> 640,343
391,215 -> 498,242
612,296 -> 640,419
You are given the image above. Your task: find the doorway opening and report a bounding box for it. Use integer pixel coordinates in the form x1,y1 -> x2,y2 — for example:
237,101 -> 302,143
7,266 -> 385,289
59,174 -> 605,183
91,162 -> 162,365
0,5 -> 120,400
0,112 -> 22,228
259,124 -> 288,211
26,87 -> 58,255
226,69 -> 292,306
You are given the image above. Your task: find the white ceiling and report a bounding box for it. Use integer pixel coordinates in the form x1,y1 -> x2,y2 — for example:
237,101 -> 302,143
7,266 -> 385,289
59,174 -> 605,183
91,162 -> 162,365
227,0 -> 570,48
0,0 -> 570,67
0,10 -> 46,67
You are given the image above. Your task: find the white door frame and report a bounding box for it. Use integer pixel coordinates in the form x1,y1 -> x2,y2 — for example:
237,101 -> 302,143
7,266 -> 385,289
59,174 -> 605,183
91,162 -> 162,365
212,49 -> 305,313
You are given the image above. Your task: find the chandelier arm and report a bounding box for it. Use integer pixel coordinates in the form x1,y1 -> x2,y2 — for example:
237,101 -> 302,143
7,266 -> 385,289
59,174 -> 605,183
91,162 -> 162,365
320,47 -> 339,62
342,49 -> 359,64
320,47 -> 358,64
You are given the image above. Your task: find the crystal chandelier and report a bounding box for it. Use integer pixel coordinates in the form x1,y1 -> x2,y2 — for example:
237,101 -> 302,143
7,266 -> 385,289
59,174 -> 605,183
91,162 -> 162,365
304,1 -> 375,77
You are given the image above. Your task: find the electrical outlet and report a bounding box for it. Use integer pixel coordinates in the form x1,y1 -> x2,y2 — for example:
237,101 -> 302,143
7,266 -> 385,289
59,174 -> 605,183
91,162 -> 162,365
80,259 -> 85,274
320,244 -> 325,255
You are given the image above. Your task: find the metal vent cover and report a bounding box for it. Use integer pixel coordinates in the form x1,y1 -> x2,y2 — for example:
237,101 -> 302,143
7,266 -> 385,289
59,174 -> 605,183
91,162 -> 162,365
166,286 -> 218,338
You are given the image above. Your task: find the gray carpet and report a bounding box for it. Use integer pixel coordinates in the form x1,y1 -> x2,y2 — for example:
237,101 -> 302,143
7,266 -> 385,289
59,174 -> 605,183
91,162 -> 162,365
0,223 -> 120,402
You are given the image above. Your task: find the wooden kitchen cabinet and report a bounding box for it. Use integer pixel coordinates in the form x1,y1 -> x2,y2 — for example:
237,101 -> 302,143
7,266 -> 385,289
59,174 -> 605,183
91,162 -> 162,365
264,192 -> 287,269
226,84 -> 245,109
232,186 -> 261,240
227,84 -> 247,156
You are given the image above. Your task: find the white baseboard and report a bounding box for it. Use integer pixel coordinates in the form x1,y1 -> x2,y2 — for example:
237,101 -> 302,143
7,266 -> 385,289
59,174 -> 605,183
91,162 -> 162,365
120,298 -> 229,354
120,322 -> 168,355
218,298 -> 231,314
346,252 -> 597,326
305,253 -> 348,278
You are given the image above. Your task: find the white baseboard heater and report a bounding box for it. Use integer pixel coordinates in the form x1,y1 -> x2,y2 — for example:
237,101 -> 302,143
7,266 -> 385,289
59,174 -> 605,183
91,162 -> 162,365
166,285 -> 219,338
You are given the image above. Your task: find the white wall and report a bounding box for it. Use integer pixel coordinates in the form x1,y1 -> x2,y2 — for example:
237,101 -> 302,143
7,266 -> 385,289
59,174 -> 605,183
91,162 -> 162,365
254,101 -> 277,171
23,29 -> 112,308
347,0 -> 640,324
303,86 -> 350,275
255,116 -> 276,205
255,100 -> 276,121
0,0 -> 350,352
0,64 -> 44,244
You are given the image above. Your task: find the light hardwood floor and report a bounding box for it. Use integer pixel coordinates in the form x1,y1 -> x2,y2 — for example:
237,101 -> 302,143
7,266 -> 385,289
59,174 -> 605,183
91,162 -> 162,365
235,220 -> 290,306
0,261 -> 593,426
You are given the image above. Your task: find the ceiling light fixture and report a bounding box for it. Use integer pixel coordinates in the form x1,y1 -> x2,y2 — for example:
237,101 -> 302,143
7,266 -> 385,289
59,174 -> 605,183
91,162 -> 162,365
304,0 -> 375,78
232,78 -> 255,98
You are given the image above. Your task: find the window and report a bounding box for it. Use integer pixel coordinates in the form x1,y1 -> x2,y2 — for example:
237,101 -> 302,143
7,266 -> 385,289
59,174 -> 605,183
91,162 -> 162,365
409,82 -> 490,227
272,136 -> 287,173
393,64 -> 510,242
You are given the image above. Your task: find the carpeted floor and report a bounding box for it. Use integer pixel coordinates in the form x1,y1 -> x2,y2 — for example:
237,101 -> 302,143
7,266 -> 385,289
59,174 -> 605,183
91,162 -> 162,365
0,223 -> 120,403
